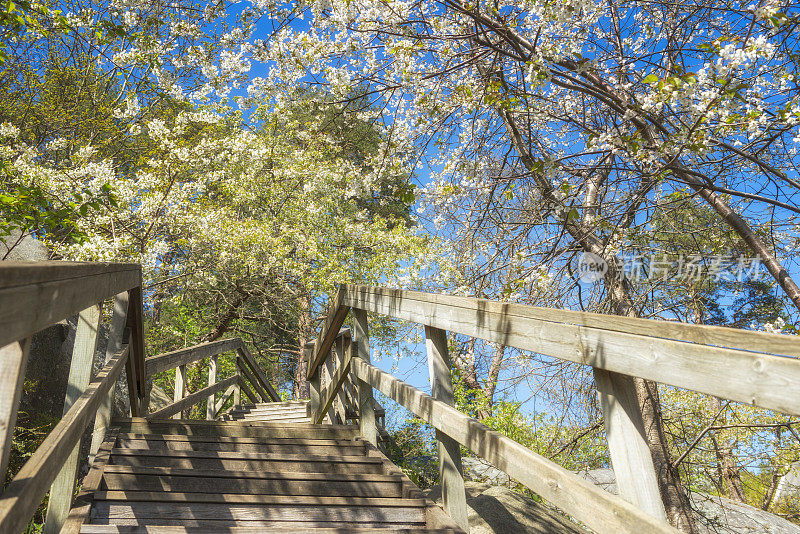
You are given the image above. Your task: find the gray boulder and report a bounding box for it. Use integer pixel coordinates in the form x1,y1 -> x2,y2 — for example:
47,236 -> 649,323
424,481 -> 586,534
579,468 -> 800,534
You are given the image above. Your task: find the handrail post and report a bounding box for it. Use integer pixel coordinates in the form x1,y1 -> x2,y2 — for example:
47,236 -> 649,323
332,337 -> 347,424
43,304 -> 102,534
307,346 -> 320,419
173,364 -> 186,419
206,355 -> 217,420
125,285 -> 146,416
353,309 -> 376,445
425,325 -> 469,532
0,337 -> 32,486
89,291 -> 130,461
594,368 -> 667,521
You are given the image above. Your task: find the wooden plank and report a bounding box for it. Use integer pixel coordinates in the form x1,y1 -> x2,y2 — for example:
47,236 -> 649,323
125,286 -> 145,417
43,304 -> 103,534
344,284 -> 800,356
94,492 -> 424,507
61,429 -> 119,534
90,292 -> 130,461
116,435 -> 367,456
334,337 -> 349,423
206,356 -> 217,420
107,456 -> 381,474
91,500 -> 424,523
307,285 -> 350,379
344,285 -> 800,415
109,449 -> 382,464
237,345 -> 281,402
80,526 -> 454,533
172,364 -> 186,420
214,382 -> 237,418
307,346 -> 320,417
87,519 -> 425,529
314,340 -> 352,423
353,309 -> 377,446
100,464 -> 399,481
0,262 -> 140,348
0,337 -> 31,480
237,358 -> 268,402
114,418 -> 360,439
425,326 -> 469,531
148,376 -> 238,420
352,358 -> 679,534
0,346 -> 130,534
146,339 -> 241,376
237,376 -> 258,404
595,368 -> 667,520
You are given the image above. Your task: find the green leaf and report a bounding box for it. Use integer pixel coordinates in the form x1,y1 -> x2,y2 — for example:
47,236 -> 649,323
643,74 -> 658,84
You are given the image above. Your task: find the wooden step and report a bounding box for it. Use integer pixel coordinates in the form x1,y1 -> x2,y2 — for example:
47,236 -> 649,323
116,435 -> 366,456
100,466 -> 404,497
114,419 -> 359,439
108,449 -> 385,473
81,527 -> 461,533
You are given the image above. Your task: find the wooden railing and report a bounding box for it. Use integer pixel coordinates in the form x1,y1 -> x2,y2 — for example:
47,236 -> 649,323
308,283 -> 800,534
0,261 -> 278,533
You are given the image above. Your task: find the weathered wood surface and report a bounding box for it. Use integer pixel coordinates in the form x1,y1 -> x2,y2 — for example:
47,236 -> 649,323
352,357 -> 679,534
343,284 -> 800,356
237,376 -> 258,404
172,364 -> 186,420
61,429 -> 119,534
0,346 -> 130,534
354,309 -> 377,446
148,376 -> 238,420
44,305 -> 103,534
343,285 -> 800,415
146,338 -> 241,375
307,286 -> 350,379
91,292 -> 131,460
595,368 -> 667,520
214,382 -> 238,417
117,434 -> 367,456
313,339 -> 353,424
237,359 -> 268,403
237,345 -> 281,402
425,326 -> 469,532
115,419 -> 360,439
206,355 -> 217,420
125,286 -> 146,416
0,337 -> 31,481
0,262 -> 141,349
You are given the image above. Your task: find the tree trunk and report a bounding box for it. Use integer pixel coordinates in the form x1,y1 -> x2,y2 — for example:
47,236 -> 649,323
708,397 -> 747,503
294,292 -> 312,399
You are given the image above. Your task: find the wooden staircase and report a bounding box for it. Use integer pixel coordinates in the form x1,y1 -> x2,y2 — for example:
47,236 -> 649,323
219,400 -> 315,424
69,407 -> 462,532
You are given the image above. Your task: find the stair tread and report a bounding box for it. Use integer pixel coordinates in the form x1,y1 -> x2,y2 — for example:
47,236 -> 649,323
110,448 -> 379,463
93,492 -> 425,506
117,434 -> 361,446
82,527 -> 459,533
102,465 -> 400,481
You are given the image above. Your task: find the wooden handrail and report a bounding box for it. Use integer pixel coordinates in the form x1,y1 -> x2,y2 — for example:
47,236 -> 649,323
0,345 -> 130,533
340,284 -> 800,415
310,282 -> 800,530
0,261 -> 141,349
0,262 -> 287,532
147,375 -> 239,420
307,286 -> 350,379
145,338 -> 242,375
351,357 -> 678,534
313,334 -> 353,423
